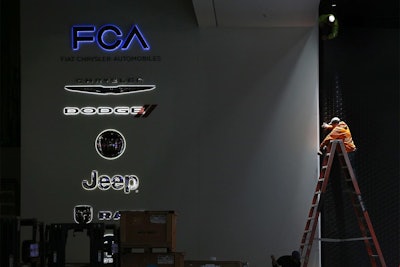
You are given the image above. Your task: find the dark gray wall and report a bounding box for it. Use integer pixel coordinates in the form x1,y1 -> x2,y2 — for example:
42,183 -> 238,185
20,0 -> 319,266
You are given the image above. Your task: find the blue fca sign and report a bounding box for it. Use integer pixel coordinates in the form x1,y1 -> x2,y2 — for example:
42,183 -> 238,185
71,24 -> 150,51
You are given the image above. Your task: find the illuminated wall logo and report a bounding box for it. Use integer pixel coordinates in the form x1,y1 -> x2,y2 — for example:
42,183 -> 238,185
64,105 -> 157,117
64,77 -> 156,95
103,233 -> 117,264
82,170 -> 139,194
64,84 -> 155,95
71,24 -> 150,51
98,210 -> 121,221
73,205 -> 93,224
73,206 -> 121,222
95,129 -> 126,160
72,207 -> 117,263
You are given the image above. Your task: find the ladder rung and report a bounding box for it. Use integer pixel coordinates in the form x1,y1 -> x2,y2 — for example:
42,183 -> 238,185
319,237 -> 373,242
302,141 -> 387,267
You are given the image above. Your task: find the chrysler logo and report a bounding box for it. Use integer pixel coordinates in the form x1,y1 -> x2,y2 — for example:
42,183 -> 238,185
64,84 -> 155,95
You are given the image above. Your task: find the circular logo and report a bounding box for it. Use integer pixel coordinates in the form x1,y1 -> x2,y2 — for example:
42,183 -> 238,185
95,129 -> 126,160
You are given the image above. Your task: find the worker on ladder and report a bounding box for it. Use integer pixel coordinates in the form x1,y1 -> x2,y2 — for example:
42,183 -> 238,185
319,117 -> 357,169
300,119 -> 387,267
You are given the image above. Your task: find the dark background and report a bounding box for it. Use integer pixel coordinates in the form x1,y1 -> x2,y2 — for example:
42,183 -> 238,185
1,0 -> 399,266
319,0 -> 399,266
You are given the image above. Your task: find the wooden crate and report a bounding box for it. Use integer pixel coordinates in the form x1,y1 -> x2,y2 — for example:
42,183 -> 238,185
184,260 -> 245,267
121,252 -> 184,267
120,210 -> 177,251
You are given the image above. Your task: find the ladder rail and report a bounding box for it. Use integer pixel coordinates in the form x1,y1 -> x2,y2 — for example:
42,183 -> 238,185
348,189 -> 380,266
336,141 -> 387,267
300,140 -> 387,267
336,142 -> 376,259
300,141 -> 338,266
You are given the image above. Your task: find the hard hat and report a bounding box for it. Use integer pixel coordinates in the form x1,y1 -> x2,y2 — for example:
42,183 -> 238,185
329,117 -> 340,124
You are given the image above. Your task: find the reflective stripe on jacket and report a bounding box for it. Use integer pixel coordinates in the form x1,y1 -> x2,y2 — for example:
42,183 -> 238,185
320,121 -> 356,152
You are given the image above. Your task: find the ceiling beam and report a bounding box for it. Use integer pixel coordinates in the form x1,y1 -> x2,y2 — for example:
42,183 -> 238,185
192,0 -> 217,27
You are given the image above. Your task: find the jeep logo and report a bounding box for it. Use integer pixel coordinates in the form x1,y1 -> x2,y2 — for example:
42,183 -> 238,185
82,170 -> 139,194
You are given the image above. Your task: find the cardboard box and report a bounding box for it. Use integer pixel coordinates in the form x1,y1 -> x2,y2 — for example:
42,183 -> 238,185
120,210 -> 177,250
121,252 -> 184,267
185,260 -> 245,267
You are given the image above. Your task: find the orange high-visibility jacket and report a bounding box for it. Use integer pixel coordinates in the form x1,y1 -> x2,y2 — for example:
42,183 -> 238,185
320,121 -> 356,152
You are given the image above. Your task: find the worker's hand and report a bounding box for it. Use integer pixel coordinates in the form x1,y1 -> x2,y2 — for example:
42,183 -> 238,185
318,145 -> 327,155
321,122 -> 329,128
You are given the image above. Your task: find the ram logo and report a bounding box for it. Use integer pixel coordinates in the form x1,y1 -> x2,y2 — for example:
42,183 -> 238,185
73,205 -> 93,224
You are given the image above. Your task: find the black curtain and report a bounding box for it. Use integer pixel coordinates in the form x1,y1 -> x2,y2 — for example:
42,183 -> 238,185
318,4 -> 400,266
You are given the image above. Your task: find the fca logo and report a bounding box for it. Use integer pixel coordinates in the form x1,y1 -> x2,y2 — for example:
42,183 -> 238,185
71,24 -> 150,51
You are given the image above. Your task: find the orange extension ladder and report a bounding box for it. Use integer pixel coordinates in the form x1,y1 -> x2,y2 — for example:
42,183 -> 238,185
299,140 -> 387,267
